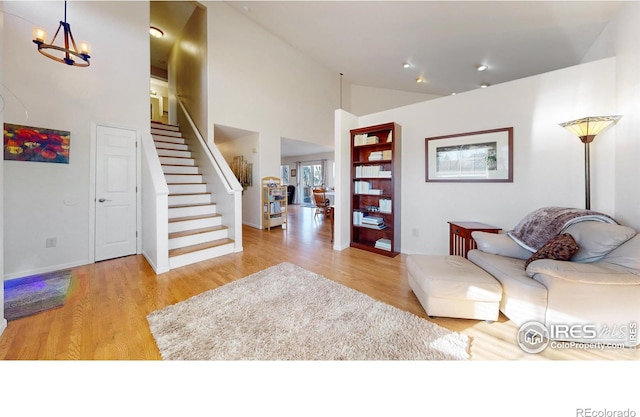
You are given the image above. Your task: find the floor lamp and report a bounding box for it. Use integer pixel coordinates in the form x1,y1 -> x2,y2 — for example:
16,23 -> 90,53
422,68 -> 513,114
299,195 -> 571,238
559,115 -> 622,210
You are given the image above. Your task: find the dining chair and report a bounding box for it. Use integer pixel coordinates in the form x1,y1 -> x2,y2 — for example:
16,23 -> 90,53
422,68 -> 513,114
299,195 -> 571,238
312,188 -> 330,218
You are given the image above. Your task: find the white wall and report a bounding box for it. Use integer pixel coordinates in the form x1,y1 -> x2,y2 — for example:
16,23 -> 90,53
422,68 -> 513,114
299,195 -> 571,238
206,1 -> 342,227
346,58 -> 617,255
217,134 -> 261,229
207,1 -> 339,150
350,84 -> 441,116
2,1 -> 149,279
611,2 -> 640,231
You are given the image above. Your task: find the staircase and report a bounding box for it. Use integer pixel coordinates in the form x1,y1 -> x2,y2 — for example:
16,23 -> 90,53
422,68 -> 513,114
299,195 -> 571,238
151,121 -> 235,269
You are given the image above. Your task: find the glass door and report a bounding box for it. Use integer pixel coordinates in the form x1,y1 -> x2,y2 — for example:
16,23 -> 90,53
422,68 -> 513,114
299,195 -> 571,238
301,162 -> 323,203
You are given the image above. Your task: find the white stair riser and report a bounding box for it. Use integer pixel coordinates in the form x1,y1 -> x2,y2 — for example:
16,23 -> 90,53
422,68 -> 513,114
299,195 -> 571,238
169,204 -> 217,218
152,134 -> 185,145
164,174 -> 203,184
168,183 -> 208,194
169,229 -> 229,250
157,148 -> 192,158
151,128 -> 182,137
162,165 -> 199,175
169,216 -> 222,233
155,142 -> 189,151
168,193 -> 212,206
169,243 -> 235,269
159,156 -> 195,166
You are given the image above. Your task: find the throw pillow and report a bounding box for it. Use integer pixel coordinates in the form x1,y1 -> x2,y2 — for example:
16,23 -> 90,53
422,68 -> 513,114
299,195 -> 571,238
524,233 -> 580,269
564,221 -> 636,263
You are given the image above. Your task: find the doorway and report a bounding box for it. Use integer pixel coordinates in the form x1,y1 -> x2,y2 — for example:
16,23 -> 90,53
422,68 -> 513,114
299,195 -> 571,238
300,162 -> 323,204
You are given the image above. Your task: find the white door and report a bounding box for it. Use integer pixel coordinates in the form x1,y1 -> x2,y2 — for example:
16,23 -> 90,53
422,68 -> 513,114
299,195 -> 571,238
95,125 -> 137,261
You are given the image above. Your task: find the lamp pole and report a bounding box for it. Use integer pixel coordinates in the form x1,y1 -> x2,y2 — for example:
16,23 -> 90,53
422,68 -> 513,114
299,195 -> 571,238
584,142 -> 591,210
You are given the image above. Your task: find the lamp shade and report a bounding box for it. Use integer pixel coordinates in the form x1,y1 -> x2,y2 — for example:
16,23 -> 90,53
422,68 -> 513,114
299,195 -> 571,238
559,115 -> 622,143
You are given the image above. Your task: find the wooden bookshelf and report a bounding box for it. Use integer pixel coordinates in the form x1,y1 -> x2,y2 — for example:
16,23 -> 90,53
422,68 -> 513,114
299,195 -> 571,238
262,176 -> 287,230
350,122 -> 401,257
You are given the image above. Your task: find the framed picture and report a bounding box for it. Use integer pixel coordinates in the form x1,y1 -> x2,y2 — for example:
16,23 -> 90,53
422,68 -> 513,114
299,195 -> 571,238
291,169 -> 297,177
425,127 -> 513,182
4,123 -> 70,164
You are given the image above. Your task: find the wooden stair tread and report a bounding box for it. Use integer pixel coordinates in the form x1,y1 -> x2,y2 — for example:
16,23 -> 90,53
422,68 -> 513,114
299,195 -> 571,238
151,133 -> 183,138
154,139 -> 185,144
155,146 -> 188,150
167,182 -> 206,186
169,238 -> 234,257
168,192 -> 211,197
169,202 -> 216,209
169,213 -> 221,223
169,225 -> 228,239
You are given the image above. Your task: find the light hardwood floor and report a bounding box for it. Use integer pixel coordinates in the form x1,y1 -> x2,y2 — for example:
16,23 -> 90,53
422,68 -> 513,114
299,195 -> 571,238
0,205 -> 637,360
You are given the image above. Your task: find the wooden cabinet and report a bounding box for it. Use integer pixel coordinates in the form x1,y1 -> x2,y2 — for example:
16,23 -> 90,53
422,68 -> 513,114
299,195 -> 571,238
448,221 -> 501,258
262,177 -> 287,230
350,122 -> 401,257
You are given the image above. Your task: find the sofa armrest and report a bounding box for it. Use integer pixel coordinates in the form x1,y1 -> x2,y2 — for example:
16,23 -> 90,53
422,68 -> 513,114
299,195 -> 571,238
526,259 -> 640,285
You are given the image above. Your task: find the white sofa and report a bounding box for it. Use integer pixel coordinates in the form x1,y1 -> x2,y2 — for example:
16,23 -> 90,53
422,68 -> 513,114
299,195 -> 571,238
467,221 -> 640,346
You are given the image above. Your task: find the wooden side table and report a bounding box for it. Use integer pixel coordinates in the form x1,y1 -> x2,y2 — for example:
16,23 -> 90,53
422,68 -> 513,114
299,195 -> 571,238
448,221 -> 501,258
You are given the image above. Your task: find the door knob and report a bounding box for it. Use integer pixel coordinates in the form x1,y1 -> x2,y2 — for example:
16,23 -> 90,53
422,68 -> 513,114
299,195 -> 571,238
98,198 -> 112,203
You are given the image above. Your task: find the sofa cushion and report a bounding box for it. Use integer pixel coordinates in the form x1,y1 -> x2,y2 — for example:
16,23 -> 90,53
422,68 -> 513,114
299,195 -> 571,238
471,231 -> 533,260
527,259 -> 640,284
600,234 -> 640,273
524,233 -> 579,268
564,221 -> 636,263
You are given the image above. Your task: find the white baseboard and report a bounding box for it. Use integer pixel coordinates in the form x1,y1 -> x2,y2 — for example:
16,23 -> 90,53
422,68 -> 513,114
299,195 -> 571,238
142,251 -> 170,274
3,259 -> 90,281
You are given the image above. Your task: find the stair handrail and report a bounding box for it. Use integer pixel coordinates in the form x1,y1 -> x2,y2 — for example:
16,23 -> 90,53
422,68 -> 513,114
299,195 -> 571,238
176,97 -> 243,194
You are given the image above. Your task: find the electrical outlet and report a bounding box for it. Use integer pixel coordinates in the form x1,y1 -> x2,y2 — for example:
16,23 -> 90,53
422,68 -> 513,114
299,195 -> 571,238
45,237 -> 57,248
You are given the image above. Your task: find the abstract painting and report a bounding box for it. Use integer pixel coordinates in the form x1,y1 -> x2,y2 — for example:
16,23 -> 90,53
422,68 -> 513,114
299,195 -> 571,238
4,123 -> 70,164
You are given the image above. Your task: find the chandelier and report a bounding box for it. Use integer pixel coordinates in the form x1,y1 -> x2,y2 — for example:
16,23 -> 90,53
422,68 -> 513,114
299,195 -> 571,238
32,1 -> 91,67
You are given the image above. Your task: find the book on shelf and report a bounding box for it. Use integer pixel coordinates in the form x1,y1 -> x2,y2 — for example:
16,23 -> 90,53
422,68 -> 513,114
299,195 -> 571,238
375,238 -> 392,250
270,201 -> 283,213
353,211 -> 363,226
386,130 -> 393,143
354,133 -> 380,146
378,199 -> 392,213
368,151 -> 383,161
354,181 -> 382,195
355,165 -> 392,179
361,216 -> 384,225
361,223 -> 387,230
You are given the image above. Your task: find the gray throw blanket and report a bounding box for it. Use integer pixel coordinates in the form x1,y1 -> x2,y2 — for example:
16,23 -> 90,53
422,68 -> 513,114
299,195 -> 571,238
507,207 -> 617,252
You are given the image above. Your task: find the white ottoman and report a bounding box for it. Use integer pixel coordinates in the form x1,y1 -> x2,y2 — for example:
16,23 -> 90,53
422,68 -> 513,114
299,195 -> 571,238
407,255 -> 503,321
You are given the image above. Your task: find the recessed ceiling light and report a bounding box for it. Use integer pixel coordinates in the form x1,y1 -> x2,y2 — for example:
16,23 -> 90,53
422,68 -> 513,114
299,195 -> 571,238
403,62 -> 411,69
150,26 -> 164,38
477,64 -> 489,72
480,83 -> 490,88
416,77 -> 425,83
243,5 -> 251,12
450,92 -> 457,95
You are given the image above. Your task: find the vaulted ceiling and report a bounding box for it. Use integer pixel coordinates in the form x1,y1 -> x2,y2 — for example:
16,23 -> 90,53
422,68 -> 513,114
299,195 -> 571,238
150,1 -> 623,155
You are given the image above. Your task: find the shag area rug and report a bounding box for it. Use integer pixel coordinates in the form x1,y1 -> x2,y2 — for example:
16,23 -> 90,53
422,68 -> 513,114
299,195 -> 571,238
4,269 -> 72,321
147,262 -> 470,360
